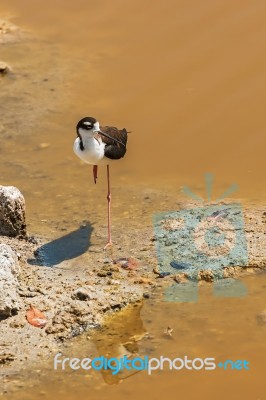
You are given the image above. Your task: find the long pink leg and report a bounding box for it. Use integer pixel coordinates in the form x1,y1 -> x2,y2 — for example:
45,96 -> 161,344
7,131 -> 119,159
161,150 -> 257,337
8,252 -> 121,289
104,165 -> 112,250
93,165 -> 98,184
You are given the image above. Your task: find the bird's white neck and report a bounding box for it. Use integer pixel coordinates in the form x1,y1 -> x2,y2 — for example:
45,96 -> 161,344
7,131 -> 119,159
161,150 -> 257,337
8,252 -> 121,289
93,121 -> 100,131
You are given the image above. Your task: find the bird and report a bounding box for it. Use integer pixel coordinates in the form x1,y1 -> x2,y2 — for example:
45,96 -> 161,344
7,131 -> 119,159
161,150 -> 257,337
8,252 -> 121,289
73,116 -> 128,249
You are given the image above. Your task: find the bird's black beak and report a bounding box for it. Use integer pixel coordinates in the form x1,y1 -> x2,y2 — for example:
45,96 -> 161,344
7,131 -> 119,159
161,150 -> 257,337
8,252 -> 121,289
97,129 -> 125,147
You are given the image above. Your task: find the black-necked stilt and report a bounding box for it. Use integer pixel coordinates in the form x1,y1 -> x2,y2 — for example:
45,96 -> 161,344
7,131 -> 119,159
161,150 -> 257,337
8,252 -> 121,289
74,117 -> 128,249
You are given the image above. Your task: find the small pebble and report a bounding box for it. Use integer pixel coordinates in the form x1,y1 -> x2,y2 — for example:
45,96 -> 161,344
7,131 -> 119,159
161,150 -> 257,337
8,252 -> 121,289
170,261 -> 190,270
164,326 -> 173,337
156,272 -> 171,278
71,288 -> 92,301
0,61 -> 12,75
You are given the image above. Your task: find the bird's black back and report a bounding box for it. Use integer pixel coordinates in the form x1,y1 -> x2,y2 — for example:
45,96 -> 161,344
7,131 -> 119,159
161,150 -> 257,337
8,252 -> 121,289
100,126 -> 128,160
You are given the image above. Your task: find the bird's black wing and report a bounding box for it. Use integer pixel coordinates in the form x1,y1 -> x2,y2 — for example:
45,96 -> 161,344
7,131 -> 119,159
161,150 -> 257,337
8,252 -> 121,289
99,126 -> 128,160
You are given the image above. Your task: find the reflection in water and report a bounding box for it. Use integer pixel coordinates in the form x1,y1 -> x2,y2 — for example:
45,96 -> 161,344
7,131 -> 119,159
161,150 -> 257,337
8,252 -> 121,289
91,303 -> 146,385
28,223 -> 93,266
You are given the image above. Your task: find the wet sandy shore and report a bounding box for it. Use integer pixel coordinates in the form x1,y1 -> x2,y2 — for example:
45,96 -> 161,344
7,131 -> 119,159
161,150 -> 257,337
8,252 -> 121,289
0,195 -> 265,396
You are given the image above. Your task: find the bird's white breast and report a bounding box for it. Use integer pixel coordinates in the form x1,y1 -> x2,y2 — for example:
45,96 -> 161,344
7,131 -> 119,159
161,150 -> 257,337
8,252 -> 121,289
73,132 -> 109,165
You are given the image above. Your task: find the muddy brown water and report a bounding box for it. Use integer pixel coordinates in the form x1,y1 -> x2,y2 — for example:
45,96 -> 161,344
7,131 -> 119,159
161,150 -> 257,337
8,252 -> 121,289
0,0 -> 266,399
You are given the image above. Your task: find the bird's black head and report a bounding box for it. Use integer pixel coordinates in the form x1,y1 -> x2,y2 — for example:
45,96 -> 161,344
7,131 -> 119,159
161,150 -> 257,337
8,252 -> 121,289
76,117 -> 98,132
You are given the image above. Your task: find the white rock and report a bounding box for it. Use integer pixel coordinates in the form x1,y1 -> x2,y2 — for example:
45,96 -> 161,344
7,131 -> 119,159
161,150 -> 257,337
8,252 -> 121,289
0,186 -> 26,237
0,244 -> 21,317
